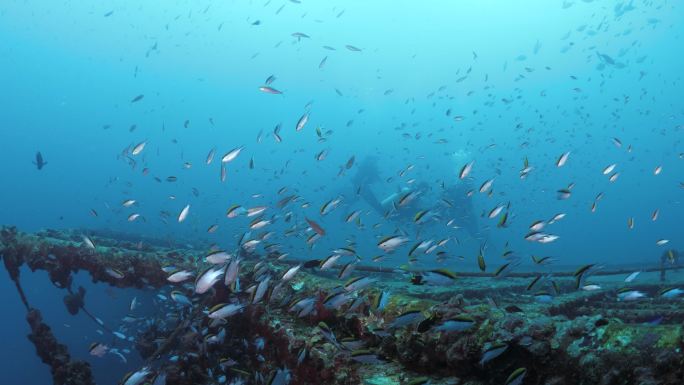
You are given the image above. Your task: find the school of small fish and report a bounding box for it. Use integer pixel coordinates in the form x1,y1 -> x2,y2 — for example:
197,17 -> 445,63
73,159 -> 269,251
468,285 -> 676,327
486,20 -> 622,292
12,1 -> 683,384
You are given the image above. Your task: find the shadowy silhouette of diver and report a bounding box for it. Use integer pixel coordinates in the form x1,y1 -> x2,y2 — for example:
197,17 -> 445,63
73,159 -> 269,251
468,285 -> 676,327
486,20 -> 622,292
348,156 -> 482,240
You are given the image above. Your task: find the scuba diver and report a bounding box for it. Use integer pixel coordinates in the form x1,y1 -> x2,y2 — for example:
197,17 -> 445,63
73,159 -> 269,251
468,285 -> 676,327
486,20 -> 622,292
350,156 -> 385,215
348,156 -> 482,241
348,156 -> 429,223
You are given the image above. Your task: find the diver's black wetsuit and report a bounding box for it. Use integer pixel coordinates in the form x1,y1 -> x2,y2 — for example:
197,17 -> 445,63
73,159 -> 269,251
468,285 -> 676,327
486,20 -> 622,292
350,157 -> 385,215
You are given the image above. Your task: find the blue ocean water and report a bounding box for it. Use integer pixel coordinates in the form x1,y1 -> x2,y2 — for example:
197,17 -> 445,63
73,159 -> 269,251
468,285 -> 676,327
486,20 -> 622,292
0,1 -> 682,384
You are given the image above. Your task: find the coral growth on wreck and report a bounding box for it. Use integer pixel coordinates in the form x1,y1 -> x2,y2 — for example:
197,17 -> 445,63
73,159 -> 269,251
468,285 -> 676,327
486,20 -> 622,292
1,227 -> 683,385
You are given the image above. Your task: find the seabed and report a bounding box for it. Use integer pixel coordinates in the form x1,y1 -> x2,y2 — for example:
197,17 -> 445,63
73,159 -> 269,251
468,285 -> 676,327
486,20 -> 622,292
1,226 -> 683,385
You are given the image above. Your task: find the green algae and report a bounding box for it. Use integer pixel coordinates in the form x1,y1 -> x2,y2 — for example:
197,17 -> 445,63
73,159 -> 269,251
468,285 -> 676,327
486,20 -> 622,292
5,227 -> 684,385
363,374 -> 401,385
653,325 -> 683,349
601,323 -> 683,352
383,290 -> 437,315
473,318 -> 496,346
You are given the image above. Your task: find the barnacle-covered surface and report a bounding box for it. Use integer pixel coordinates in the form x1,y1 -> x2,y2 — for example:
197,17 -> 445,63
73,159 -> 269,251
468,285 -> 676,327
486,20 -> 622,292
1,227 -> 684,385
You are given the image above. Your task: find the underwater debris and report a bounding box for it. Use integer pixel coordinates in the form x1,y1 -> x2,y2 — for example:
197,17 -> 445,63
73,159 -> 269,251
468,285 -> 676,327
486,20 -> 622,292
27,309 -> 96,385
63,286 -> 85,315
1,227 -> 684,385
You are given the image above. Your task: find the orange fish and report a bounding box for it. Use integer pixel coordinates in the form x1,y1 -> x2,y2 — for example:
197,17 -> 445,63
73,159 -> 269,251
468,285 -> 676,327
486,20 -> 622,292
306,218 -> 326,236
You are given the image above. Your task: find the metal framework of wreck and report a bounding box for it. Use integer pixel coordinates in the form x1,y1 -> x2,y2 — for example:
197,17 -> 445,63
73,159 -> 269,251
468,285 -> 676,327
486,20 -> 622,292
1,226 -> 683,385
